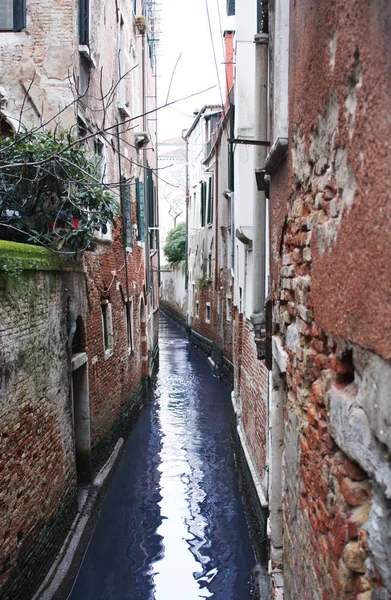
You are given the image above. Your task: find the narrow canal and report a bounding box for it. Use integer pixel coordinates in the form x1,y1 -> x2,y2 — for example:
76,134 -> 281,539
68,313 -> 256,600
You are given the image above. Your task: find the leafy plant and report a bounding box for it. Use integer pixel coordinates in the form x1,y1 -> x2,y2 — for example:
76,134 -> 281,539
0,130 -> 118,252
163,221 -> 186,264
198,273 -> 212,293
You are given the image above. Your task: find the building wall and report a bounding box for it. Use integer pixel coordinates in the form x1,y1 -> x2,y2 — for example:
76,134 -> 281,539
0,0 -> 75,129
160,262 -> 187,318
0,0 -> 159,594
269,0 -> 391,597
0,243 -> 87,600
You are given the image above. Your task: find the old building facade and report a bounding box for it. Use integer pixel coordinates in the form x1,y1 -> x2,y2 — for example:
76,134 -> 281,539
267,0 -> 391,598
0,0 -> 159,597
162,0 -> 391,598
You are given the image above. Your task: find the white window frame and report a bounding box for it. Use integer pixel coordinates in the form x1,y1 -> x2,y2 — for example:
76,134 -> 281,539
101,300 -> 114,358
125,298 -> 134,354
205,302 -> 211,324
226,295 -> 232,322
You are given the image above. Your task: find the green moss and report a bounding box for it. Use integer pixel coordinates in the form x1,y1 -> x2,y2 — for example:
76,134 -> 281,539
0,240 -> 62,272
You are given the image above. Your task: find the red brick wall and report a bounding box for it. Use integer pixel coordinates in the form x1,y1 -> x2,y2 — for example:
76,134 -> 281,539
84,220 -> 146,450
234,311 -> 268,478
0,265 -> 78,599
270,1 -> 391,596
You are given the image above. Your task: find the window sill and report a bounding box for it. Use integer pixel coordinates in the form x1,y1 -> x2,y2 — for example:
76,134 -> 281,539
118,103 -> 131,118
104,348 -> 113,361
0,31 -> 28,45
79,45 -> 96,67
93,235 -> 113,244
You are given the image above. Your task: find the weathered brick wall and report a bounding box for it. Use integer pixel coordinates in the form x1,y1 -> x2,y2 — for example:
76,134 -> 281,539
270,1 -> 391,597
84,225 -> 146,464
0,0 -> 75,129
0,244 -> 84,600
233,310 -> 268,480
215,267 -> 233,362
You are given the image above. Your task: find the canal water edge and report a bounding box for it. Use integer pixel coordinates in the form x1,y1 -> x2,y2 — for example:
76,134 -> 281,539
42,313 -> 269,599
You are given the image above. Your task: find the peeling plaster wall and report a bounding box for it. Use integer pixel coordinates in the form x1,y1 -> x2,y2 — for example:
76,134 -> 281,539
269,0 -> 391,598
0,0 -> 76,128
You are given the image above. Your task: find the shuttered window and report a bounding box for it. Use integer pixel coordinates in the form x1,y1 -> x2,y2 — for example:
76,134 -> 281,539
120,177 -> 133,248
136,178 -> 145,242
0,0 -> 26,31
207,175 -> 214,225
200,181 -> 207,227
79,0 -> 89,45
226,0 -> 235,16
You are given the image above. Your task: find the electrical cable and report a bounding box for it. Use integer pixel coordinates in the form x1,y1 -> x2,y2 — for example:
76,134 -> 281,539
204,0 -> 225,116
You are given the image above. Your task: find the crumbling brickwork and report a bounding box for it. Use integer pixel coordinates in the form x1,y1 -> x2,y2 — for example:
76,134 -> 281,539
0,248 -> 85,600
269,1 -> 391,597
234,310 -> 268,479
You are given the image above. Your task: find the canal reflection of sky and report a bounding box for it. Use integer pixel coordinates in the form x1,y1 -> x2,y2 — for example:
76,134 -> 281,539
67,315 -> 254,600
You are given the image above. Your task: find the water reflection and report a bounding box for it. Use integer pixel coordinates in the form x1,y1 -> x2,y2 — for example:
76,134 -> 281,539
68,314 -> 255,600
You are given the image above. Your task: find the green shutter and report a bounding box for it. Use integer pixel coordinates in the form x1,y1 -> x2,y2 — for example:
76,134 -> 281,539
121,177 -> 133,248
136,178 -> 145,242
227,0 -> 235,16
201,181 -> 207,227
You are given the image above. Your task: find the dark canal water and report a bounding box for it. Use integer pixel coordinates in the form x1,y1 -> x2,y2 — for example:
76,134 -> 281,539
68,313 -> 256,600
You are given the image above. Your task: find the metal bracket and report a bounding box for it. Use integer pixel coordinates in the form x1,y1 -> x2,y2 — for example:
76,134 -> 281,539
228,138 -> 270,147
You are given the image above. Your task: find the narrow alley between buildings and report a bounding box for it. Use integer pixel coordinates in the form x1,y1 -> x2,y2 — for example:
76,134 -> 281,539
66,313 -> 259,600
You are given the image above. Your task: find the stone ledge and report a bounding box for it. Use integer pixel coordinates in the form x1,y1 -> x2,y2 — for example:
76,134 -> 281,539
0,240 -> 62,271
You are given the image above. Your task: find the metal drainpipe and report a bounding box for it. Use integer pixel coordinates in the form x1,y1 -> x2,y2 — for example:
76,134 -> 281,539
250,33 -> 269,358
182,130 -> 189,293
141,30 -> 149,296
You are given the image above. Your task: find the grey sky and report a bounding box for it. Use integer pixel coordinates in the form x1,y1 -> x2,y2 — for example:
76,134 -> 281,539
157,0 -> 234,140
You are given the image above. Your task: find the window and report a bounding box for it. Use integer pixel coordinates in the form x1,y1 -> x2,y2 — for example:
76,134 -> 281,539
207,175 -> 214,225
131,48 -> 140,127
200,181 -> 207,227
120,176 -> 133,248
226,0 -> 235,16
226,296 -> 232,322
205,302 -> 211,323
0,0 -> 26,31
79,0 -> 90,46
196,300 -> 200,319
101,301 -> 114,356
94,138 -> 111,241
136,178 -> 145,242
125,299 -> 134,352
208,253 -> 212,279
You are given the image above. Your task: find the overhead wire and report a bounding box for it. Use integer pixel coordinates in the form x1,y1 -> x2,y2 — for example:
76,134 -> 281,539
204,0 -> 225,117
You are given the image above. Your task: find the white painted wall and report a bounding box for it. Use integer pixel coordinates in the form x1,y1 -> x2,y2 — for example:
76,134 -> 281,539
232,0 -> 258,316
160,263 -> 187,315
272,0 -> 290,142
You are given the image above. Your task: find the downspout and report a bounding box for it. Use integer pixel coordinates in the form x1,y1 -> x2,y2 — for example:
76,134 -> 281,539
214,153 -> 219,291
250,33 -> 269,359
116,122 -> 131,308
141,28 -> 150,296
182,130 -> 189,293
229,104 -> 235,273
